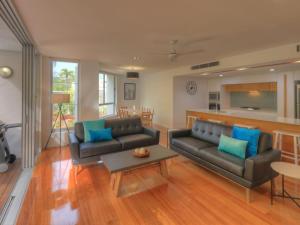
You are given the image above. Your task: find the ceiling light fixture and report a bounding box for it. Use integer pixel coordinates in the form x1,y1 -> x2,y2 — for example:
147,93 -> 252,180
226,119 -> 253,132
219,74 -> 224,77
294,60 -> 300,63
121,66 -> 144,71
237,67 -> 247,71
201,72 -> 209,76
269,68 -> 275,72
0,66 -> 13,78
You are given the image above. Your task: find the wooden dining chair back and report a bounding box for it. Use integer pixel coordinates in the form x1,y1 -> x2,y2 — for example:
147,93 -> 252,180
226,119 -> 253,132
118,106 -> 129,118
141,109 -> 154,127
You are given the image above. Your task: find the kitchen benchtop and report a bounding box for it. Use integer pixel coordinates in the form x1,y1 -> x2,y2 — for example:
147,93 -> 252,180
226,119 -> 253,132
187,109 -> 300,126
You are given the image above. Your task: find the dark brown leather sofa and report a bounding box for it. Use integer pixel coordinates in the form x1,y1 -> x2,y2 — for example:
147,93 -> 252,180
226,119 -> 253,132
69,117 -> 160,165
169,119 -> 281,201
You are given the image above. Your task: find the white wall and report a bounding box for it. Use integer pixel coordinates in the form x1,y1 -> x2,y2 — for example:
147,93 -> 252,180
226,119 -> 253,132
116,75 -> 140,108
79,61 -> 100,121
173,76 -> 208,128
140,71 -> 174,128
0,50 -> 22,158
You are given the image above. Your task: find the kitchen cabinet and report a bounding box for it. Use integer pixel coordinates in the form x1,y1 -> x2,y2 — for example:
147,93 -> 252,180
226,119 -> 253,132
223,82 -> 277,92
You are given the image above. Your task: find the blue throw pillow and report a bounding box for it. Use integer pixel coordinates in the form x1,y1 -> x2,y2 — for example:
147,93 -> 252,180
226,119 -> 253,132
232,126 -> 261,158
218,135 -> 248,159
88,128 -> 113,142
83,119 -> 105,142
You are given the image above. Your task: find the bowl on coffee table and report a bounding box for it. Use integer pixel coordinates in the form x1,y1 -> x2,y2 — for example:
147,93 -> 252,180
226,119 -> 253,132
132,148 -> 150,158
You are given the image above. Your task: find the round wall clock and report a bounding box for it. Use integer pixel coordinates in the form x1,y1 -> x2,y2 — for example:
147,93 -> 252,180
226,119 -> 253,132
186,80 -> 197,95
0,66 -> 13,78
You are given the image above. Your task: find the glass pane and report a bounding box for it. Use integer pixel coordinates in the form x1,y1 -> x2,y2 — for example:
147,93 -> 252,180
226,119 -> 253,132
105,75 -> 115,103
99,73 -> 104,104
52,104 -> 77,128
99,104 -> 115,117
52,61 -> 78,128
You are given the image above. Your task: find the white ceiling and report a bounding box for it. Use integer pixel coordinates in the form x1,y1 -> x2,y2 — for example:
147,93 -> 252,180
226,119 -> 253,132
0,18 -> 21,52
13,0 -> 300,73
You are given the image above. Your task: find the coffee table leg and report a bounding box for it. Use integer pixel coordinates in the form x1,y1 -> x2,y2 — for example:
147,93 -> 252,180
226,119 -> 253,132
270,178 -> 274,205
282,175 -> 285,198
160,160 -> 169,178
112,172 -> 123,197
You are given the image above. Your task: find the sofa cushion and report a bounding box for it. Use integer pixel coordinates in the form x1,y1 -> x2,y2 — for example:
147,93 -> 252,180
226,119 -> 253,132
116,134 -> 155,150
258,132 -> 273,154
192,120 -> 232,145
218,134 -> 248,159
79,139 -> 122,158
105,117 -> 144,138
172,137 -> 214,156
232,126 -> 261,157
198,147 -> 245,176
89,128 -> 113,142
83,119 -> 105,142
74,122 -> 84,143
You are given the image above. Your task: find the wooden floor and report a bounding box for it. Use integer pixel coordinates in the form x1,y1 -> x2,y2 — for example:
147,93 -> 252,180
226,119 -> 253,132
0,159 -> 22,213
17,127 -> 300,225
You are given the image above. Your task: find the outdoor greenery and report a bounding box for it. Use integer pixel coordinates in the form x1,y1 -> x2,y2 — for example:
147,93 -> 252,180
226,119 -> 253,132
52,67 -> 77,128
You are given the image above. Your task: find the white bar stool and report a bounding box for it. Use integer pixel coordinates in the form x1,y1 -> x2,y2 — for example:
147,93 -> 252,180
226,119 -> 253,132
186,116 -> 198,128
273,130 -> 300,165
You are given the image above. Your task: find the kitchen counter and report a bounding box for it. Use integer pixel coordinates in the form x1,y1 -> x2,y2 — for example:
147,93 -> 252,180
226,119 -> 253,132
188,109 -> 300,126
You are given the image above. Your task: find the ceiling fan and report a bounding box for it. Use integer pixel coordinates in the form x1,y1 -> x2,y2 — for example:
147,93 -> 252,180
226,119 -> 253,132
152,40 -> 204,62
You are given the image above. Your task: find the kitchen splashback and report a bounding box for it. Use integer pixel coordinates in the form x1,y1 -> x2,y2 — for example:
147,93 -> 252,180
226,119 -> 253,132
230,91 -> 277,111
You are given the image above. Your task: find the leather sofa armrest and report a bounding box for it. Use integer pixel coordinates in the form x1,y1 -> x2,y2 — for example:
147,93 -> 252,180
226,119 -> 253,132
168,129 -> 191,139
144,127 -> 160,144
244,149 -> 281,182
168,129 -> 191,147
68,132 -> 80,163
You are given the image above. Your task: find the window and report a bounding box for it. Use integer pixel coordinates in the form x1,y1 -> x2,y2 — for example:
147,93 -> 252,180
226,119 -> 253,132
99,73 -> 116,117
52,61 -> 78,128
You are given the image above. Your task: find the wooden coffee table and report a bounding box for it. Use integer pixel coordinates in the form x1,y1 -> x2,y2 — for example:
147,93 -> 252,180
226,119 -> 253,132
101,145 -> 177,197
271,162 -> 300,208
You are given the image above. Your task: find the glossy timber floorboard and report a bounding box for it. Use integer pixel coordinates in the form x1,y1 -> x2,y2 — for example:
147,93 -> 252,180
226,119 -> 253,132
17,126 -> 300,225
0,159 -> 22,213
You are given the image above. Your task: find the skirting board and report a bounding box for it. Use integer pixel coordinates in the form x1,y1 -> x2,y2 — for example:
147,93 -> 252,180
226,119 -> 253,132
0,169 -> 32,225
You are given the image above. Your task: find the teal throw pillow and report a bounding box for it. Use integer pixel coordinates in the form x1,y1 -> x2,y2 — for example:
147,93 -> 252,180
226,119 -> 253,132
89,128 -> 113,142
218,134 -> 248,159
232,126 -> 261,158
83,119 -> 105,142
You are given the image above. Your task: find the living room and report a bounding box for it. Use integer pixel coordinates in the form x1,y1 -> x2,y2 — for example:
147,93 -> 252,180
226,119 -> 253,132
1,0 -> 300,225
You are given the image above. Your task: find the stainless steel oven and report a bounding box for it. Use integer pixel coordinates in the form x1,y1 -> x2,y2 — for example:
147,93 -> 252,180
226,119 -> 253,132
209,91 -> 220,110
209,92 -> 220,102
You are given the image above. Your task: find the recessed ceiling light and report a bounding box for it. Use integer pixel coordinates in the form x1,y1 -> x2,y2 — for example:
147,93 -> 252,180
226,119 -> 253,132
219,74 -> 224,77
201,72 -> 209,76
237,67 -> 247,71
269,68 -> 275,72
121,65 -> 144,71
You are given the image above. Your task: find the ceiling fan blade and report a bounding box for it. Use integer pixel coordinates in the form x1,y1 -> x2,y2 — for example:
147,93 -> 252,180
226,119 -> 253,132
182,36 -> 215,47
179,49 -> 204,55
148,52 -> 170,55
